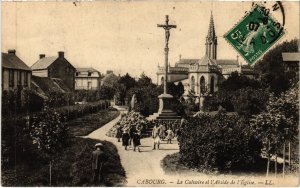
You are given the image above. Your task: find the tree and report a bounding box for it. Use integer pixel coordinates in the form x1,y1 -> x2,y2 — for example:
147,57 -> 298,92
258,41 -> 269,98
137,72 -> 152,87
30,104 -> 70,185
119,73 -> 136,90
255,39 -> 298,95
251,84 -> 299,177
232,87 -> 269,116
99,85 -> 115,100
220,72 -> 262,91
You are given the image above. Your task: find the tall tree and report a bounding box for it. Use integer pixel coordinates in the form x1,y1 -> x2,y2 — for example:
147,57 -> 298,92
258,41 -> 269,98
255,39 -> 298,95
30,105 -> 70,185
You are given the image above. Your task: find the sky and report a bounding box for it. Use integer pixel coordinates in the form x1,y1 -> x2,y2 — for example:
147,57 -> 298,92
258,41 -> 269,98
2,1 -> 299,82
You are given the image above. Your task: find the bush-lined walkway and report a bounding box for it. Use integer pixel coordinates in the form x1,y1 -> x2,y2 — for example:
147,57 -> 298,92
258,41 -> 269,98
85,106 -> 299,187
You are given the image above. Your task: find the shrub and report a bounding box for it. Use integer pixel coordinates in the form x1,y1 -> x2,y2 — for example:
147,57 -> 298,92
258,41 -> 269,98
178,113 -> 262,173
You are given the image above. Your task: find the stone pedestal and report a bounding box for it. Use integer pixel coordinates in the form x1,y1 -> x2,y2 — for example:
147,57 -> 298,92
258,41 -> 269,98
155,93 -> 181,120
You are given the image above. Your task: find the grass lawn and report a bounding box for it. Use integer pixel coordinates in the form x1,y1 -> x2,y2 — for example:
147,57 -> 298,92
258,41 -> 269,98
67,108 -> 120,136
2,108 -> 125,186
2,138 -> 126,186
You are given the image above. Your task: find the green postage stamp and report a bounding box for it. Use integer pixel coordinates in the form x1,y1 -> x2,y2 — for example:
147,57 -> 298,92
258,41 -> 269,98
224,5 -> 285,65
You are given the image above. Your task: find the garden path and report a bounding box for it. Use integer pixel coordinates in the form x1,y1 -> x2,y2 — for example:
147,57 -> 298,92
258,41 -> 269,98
84,106 -> 191,186
84,106 -> 298,186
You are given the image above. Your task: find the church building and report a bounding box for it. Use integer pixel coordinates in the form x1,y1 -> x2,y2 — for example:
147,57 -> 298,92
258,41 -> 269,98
156,12 -> 256,98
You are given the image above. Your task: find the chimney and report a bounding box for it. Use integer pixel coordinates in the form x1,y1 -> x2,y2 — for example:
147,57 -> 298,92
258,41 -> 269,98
8,49 -> 16,55
39,54 -> 46,59
58,51 -> 64,58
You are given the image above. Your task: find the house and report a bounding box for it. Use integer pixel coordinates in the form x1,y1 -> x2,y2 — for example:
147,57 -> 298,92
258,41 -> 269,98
2,49 -> 32,91
31,51 -> 76,90
156,12 -> 256,98
75,68 -> 101,90
282,52 -> 300,72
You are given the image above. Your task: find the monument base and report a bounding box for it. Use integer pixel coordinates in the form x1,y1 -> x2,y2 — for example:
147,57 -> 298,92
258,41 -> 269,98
152,93 -> 181,120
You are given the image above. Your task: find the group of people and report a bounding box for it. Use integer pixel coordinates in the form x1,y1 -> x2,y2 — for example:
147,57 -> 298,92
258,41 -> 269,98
113,112 -> 185,152
120,124 -> 142,152
151,121 -> 180,150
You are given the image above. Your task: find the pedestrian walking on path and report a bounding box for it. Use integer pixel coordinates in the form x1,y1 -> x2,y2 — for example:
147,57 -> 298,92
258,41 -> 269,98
159,123 -> 166,141
91,143 -> 107,183
122,128 -> 130,150
165,127 -> 174,144
133,126 -> 141,152
129,125 -> 136,146
116,125 -> 122,142
152,124 -> 161,150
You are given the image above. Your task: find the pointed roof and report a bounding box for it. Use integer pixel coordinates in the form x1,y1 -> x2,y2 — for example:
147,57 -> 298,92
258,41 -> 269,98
207,11 -> 216,40
2,52 -> 31,71
198,55 -> 217,66
31,56 -> 57,70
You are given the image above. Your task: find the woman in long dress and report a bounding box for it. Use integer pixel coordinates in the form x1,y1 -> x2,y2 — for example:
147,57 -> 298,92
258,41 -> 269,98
122,128 -> 130,150
133,127 -> 141,152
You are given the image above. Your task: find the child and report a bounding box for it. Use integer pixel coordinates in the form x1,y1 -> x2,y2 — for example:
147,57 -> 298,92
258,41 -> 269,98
165,127 -> 174,144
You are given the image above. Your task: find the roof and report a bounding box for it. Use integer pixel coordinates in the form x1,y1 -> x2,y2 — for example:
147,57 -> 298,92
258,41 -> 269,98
31,75 -> 71,95
282,52 -> 300,62
176,59 -> 199,65
2,53 -> 31,71
217,59 -> 239,65
76,67 -> 100,72
198,55 -> 217,66
31,57 -> 57,70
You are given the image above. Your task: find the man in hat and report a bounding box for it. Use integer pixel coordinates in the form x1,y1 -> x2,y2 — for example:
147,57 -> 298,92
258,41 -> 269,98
91,143 -> 106,183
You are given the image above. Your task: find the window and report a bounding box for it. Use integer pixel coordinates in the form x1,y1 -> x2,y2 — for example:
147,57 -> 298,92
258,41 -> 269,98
9,69 -> 14,87
24,72 -> 28,86
17,71 -> 21,86
191,76 -> 195,92
200,76 -> 205,93
161,77 -> 164,85
210,77 -> 214,93
76,72 -> 79,76
88,72 -> 92,76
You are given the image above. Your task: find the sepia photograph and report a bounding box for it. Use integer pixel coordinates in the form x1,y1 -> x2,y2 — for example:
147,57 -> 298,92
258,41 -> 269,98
1,1 -> 299,187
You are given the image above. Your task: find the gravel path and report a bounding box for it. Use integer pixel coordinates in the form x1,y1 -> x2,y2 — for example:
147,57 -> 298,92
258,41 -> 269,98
84,106 -> 186,186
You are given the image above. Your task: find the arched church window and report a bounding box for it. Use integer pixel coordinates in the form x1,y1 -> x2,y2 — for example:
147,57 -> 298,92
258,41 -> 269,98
200,76 -> 205,93
161,77 -> 164,85
191,76 -> 195,92
210,76 -> 214,93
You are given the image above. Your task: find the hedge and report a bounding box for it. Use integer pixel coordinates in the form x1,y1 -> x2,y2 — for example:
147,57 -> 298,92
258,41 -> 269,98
178,112 -> 262,173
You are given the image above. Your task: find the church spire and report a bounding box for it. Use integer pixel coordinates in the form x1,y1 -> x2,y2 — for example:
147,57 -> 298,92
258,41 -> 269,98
207,11 -> 216,39
205,11 -> 217,60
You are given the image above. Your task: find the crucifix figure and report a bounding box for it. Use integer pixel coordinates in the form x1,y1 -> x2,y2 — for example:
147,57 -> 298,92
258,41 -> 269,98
157,15 -> 176,94
158,15 -> 176,48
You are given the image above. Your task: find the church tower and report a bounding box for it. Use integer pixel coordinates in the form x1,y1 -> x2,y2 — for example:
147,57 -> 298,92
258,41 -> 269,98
205,12 -> 217,60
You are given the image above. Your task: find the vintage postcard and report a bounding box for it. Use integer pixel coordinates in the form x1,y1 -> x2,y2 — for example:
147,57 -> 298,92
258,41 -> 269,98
1,1 -> 299,187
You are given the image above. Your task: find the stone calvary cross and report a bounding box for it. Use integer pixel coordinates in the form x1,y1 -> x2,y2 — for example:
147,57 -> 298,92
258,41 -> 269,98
157,15 -> 176,94
152,15 -> 181,120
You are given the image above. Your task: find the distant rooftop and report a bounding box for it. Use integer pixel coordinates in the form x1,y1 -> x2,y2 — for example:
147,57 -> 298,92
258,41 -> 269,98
282,52 -> 300,62
76,67 -> 100,72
